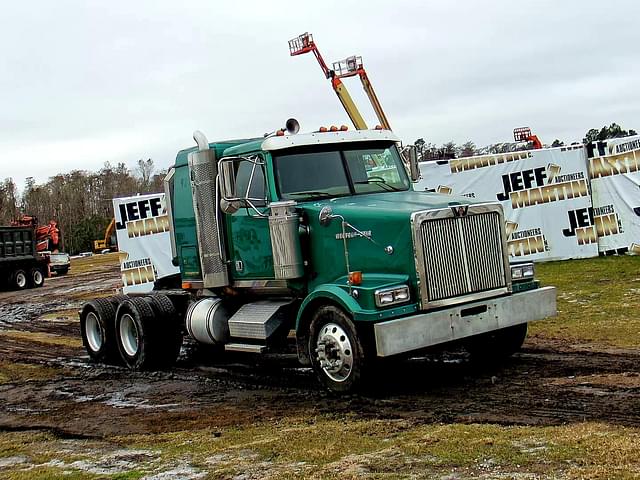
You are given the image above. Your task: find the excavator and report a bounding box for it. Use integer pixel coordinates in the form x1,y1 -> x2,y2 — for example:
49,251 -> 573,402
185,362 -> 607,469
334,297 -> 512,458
11,215 -> 61,253
93,218 -> 118,253
288,32 -> 391,131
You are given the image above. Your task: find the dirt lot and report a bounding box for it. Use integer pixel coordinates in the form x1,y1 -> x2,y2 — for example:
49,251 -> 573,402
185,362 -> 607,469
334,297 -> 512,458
0,253 -> 639,479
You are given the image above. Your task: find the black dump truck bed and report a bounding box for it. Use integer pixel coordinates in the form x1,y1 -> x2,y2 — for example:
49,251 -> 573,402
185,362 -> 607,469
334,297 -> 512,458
0,226 -> 48,290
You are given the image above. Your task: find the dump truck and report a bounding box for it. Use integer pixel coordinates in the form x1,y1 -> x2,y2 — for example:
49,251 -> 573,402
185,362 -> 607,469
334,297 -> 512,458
0,225 -> 48,290
79,125 -> 557,392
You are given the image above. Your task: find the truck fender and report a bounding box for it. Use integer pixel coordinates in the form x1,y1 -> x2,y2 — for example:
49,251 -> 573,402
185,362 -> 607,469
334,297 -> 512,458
295,285 -> 361,365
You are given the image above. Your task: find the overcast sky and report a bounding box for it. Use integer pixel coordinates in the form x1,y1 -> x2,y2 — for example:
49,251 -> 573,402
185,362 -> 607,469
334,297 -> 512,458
1,0 -> 638,188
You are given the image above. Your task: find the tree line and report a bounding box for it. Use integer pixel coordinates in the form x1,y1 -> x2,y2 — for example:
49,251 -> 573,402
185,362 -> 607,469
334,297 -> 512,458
414,123 -> 637,162
1,123 -> 636,254
0,159 -> 165,255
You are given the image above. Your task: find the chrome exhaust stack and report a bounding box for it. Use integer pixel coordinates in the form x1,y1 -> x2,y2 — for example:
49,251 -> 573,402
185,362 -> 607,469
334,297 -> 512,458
188,131 -> 229,288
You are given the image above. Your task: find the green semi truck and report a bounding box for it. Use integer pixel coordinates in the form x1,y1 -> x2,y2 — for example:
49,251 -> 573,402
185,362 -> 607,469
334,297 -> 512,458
80,125 -> 556,392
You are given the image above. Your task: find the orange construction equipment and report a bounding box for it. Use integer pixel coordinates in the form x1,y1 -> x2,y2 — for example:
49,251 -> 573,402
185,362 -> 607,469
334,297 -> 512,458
332,55 -> 391,131
513,127 -> 542,149
11,215 -> 60,253
289,33 -> 368,130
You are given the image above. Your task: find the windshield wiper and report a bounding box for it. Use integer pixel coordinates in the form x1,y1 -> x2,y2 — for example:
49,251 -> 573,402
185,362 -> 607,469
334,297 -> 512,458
354,179 -> 401,192
288,191 -> 333,199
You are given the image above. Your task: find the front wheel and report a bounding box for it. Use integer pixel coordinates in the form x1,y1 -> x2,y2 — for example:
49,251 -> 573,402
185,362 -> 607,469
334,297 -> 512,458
308,305 -> 367,393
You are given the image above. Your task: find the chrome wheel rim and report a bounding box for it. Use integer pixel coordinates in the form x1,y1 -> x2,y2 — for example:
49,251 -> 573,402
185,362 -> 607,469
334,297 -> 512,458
120,314 -> 139,357
85,312 -> 103,352
315,323 -> 353,383
33,270 -> 43,285
16,272 -> 27,288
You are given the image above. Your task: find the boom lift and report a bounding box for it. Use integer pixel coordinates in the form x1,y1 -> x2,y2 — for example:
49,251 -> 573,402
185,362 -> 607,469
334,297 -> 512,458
332,55 -> 391,131
513,127 -> 542,150
288,33 -> 368,130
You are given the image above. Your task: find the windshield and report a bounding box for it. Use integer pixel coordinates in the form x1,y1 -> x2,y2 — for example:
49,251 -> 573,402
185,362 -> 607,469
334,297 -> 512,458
273,142 -> 410,201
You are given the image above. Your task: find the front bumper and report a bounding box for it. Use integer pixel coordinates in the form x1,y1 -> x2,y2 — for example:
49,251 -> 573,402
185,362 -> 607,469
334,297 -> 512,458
374,286 -> 556,357
50,265 -> 69,272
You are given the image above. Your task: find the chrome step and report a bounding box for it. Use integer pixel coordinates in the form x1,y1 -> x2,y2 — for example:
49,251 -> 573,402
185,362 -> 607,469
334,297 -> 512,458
225,343 -> 266,353
227,300 -> 289,340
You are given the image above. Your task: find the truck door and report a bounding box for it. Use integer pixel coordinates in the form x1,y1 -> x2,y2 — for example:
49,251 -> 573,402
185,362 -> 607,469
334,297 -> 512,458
224,157 -> 275,279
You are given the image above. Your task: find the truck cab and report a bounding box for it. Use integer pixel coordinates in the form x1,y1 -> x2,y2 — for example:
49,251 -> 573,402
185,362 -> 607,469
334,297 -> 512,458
80,127 -> 556,392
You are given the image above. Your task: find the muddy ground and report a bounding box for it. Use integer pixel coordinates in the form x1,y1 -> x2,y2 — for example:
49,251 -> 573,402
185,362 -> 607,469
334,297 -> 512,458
0,254 -> 639,478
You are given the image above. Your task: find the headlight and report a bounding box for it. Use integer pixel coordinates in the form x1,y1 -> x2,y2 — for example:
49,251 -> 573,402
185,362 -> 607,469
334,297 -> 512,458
510,263 -> 535,282
375,285 -> 410,308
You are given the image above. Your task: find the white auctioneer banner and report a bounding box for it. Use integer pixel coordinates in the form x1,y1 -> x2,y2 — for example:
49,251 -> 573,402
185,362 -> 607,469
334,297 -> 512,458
113,193 -> 180,294
415,146 -> 599,262
588,135 -> 640,255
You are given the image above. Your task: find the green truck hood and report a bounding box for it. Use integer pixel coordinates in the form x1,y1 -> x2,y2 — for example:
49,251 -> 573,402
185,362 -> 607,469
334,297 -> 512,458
301,190 -> 475,220
298,190 -> 477,294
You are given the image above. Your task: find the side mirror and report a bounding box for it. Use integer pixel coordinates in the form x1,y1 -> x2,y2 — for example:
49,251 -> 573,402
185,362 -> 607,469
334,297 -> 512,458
219,158 -> 242,214
218,155 -> 267,215
319,206 -> 334,226
407,145 -> 420,182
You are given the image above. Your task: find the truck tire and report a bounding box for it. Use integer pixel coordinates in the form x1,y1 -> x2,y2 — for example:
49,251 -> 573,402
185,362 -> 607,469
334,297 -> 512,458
115,297 -> 167,370
308,305 -> 367,393
147,294 -> 183,367
80,298 -> 120,364
12,269 -> 28,290
465,323 -> 528,362
29,267 -> 45,288
58,267 -> 69,276
107,294 -> 129,308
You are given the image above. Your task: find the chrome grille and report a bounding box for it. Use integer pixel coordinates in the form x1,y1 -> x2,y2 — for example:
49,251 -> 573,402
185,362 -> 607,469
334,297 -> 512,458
418,211 -> 507,303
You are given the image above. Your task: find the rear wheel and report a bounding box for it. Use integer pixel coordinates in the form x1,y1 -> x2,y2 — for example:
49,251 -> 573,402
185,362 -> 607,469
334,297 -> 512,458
12,269 -> 28,290
80,298 -> 120,364
309,305 -> 367,393
148,294 -> 182,367
465,323 -> 528,362
107,294 -> 129,308
116,297 -> 178,370
29,267 -> 45,288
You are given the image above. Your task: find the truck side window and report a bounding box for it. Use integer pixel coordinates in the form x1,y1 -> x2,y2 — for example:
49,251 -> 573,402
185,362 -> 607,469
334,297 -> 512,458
234,160 -> 267,207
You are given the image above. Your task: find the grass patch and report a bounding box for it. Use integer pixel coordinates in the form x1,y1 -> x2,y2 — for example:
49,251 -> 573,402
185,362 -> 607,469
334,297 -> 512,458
114,419 -> 640,479
533,255 -> 640,348
0,361 -> 67,384
70,252 -> 119,275
0,431 -> 152,479
38,309 -> 79,321
0,330 -> 81,349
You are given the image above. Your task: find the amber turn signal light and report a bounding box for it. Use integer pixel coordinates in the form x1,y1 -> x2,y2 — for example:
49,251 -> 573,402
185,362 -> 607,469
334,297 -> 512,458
348,271 -> 362,286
